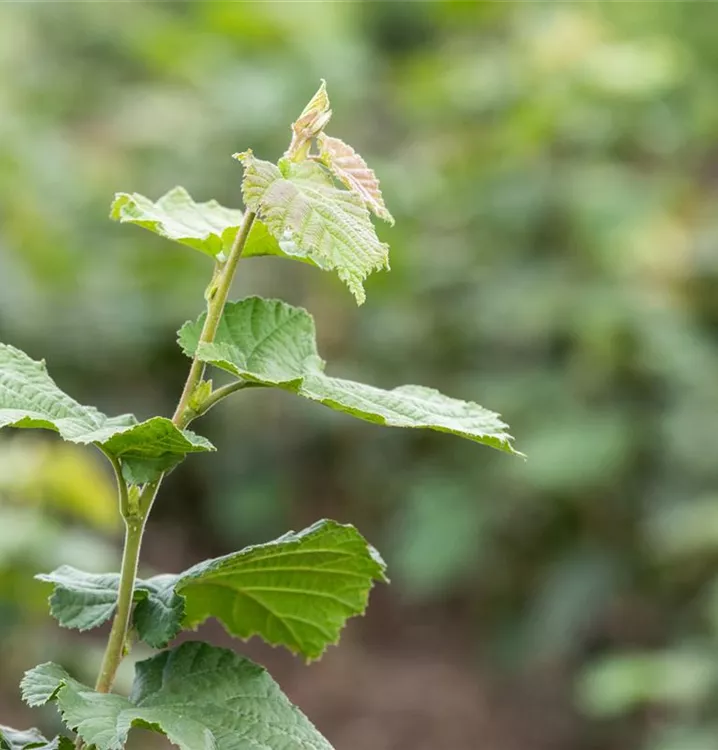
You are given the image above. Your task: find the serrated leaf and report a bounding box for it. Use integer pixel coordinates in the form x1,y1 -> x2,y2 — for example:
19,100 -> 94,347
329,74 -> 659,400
36,566 -> 182,649
317,133 -> 394,224
38,519 -> 385,659
0,343 -> 214,482
179,298 -> 520,454
22,642 -> 334,750
0,726 -> 72,750
237,152 -> 389,304
177,519 -> 387,659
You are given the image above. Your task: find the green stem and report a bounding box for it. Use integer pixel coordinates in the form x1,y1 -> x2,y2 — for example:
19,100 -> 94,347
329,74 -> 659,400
172,211 -> 257,429
91,210 -> 258,700
192,381 -> 262,420
94,515 -> 144,693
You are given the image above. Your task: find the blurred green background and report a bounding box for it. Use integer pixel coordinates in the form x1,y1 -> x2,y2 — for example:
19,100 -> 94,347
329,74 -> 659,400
1,2 -> 718,749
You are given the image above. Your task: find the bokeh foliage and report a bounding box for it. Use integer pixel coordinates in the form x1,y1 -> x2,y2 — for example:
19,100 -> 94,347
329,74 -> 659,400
1,2 -> 717,749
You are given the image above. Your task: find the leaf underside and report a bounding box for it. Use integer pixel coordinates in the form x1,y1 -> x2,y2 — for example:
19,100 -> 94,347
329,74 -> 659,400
0,343 -> 214,482
237,152 -> 390,304
178,297 -> 519,454
22,642 -> 334,750
317,133 -> 394,224
39,519 -> 386,660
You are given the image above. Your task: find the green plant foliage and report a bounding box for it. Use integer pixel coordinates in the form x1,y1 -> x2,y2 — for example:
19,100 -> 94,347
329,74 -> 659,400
22,642 -> 333,750
110,188 -> 244,260
0,726 -> 72,750
40,520 -> 386,659
179,297 -> 518,454
110,188 -> 306,266
36,567 -> 182,649
0,344 -> 214,481
1,74 -> 518,749
237,152 -> 389,304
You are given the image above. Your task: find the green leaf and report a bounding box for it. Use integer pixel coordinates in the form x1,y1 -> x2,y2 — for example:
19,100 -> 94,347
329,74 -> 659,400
236,152 -> 390,304
110,186 -> 322,269
179,297 -> 520,454
36,566 -> 182,649
39,519 -> 386,659
317,133 -> 394,224
177,518 -> 387,659
0,343 -> 214,481
22,642 -> 334,750
110,187 -> 243,260
0,726 -> 72,750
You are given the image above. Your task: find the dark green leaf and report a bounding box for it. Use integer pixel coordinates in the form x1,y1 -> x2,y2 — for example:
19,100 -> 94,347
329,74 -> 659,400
22,642 -> 334,750
36,566 -> 182,649
176,519 -> 387,660
0,343 -> 214,482
39,519 -> 386,658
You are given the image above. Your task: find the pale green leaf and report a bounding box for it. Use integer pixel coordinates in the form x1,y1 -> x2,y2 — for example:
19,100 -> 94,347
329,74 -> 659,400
110,187 -> 242,259
179,298 -> 519,454
287,80 -> 332,160
36,566 -> 182,649
237,152 -> 389,304
39,519 -> 385,659
0,726 -> 71,750
317,133 -> 394,224
0,343 -> 214,481
110,187 -> 323,270
22,642 -> 334,750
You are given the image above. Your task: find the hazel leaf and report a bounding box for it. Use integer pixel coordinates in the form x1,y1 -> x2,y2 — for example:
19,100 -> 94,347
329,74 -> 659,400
22,642 -> 334,750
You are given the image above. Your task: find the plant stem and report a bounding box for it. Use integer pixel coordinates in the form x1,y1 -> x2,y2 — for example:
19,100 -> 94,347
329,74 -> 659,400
94,516 -> 144,693
191,381 -> 261,419
172,211 -> 257,429
91,209 -> 258,700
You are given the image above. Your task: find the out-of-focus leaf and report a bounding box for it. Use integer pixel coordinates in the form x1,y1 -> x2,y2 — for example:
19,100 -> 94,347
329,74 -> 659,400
0,438 -> 117,530
0,725 -> 72,750
578,651 -> 718,718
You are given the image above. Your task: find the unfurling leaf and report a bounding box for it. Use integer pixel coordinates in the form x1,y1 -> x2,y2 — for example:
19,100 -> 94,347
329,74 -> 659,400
0,726 -> 71,750
237,153 -> 389,304
318,133 -> 394,224
22,642 -> 334,750
287,80 -> 332,161
0,343 -> 214,482
39,519 -> 386,659
179,297 -> 520,454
